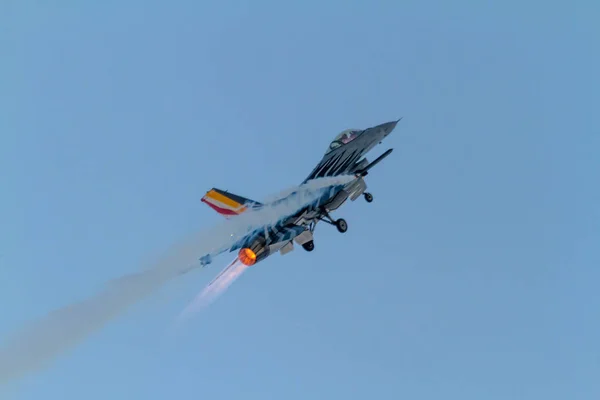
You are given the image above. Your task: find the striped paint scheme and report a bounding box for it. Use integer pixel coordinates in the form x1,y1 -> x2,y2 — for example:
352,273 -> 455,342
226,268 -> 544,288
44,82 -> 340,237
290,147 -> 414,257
201,188 -> 250,217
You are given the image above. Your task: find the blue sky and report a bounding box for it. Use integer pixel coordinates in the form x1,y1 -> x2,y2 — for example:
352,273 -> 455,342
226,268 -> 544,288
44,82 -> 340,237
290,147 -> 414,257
1,1 -> 598,398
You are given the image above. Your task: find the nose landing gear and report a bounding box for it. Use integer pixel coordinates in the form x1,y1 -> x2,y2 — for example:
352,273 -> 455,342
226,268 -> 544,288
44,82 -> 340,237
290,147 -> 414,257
364,192 -> 373,203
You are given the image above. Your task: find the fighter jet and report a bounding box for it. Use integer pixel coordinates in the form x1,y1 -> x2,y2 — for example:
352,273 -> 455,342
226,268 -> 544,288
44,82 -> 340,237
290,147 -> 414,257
199,119 -> 400,267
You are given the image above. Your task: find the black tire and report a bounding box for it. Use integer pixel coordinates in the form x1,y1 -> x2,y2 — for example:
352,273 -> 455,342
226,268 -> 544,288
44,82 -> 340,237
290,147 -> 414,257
336,218 -> 348,233
364,192 -> 373,203
302,241 -> 315,252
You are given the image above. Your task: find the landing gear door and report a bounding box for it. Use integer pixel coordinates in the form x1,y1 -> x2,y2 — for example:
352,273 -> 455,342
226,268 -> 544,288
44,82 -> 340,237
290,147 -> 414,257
294,230 -> 313,245
350,178 -> 367,201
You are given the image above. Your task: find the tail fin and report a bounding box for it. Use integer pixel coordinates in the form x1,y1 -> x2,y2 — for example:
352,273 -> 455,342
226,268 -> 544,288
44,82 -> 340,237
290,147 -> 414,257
201,188 -> 262,218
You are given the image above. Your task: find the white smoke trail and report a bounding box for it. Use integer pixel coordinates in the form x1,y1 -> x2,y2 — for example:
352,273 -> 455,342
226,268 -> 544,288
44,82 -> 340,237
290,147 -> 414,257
0,175 -> 354,385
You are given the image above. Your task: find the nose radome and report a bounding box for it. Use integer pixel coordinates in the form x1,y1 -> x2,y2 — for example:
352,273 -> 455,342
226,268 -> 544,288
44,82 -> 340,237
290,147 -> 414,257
378,118 -> 401,135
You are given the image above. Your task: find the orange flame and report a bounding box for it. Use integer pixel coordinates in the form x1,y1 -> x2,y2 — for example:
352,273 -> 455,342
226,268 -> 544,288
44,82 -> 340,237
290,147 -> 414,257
238,248 -> 257,266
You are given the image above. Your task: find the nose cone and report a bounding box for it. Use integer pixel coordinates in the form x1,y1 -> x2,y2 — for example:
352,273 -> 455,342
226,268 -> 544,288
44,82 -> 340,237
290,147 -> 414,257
374,118 -> 401,138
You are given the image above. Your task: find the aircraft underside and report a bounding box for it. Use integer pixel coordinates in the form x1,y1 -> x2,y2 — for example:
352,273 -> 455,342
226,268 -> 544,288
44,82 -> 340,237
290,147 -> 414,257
290,175 -> 375,253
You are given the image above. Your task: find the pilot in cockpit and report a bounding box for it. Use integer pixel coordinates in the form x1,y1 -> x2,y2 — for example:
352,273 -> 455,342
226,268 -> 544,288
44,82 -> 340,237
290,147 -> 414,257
340,130 -> 357,144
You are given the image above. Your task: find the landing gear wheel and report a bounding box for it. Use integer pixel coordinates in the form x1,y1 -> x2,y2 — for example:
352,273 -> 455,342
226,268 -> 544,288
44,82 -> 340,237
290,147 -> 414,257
364,192 -> 373,203
302,241 -> 314,252
335,218 -> 348,233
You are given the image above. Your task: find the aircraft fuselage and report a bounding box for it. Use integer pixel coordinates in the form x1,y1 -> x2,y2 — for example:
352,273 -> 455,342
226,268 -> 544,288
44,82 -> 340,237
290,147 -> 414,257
228,119 -> 400,265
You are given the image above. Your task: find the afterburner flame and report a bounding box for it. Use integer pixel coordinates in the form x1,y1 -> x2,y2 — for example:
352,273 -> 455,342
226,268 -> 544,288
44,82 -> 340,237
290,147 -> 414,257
238,248 -> 257,266
177,258 -> 250,320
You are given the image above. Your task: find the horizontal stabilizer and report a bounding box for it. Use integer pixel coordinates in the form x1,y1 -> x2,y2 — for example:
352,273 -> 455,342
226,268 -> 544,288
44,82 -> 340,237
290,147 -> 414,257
201,188 -> 262,218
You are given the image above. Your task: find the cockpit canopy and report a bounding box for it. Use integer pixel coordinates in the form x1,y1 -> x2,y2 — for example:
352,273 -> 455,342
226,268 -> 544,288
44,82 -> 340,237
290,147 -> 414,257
326,129 -> 362,154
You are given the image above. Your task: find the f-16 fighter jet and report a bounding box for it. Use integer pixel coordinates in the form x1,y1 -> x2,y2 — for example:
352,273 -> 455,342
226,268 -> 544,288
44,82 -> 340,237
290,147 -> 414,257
199,119 -> 400,267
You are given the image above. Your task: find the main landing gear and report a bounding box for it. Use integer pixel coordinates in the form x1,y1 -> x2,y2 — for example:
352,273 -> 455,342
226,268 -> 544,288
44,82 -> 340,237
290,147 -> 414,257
302,192 -> 375,252
301,217 -> 346,253
335,218 -> 348,233
318,208 -> 348,233
302,240 -> 315,252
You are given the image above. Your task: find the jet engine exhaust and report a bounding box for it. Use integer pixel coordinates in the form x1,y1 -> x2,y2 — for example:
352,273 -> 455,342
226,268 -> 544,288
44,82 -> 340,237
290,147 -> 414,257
0,175 -> 355,386
177,257 -> 250,320
238,248 -> 257,266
